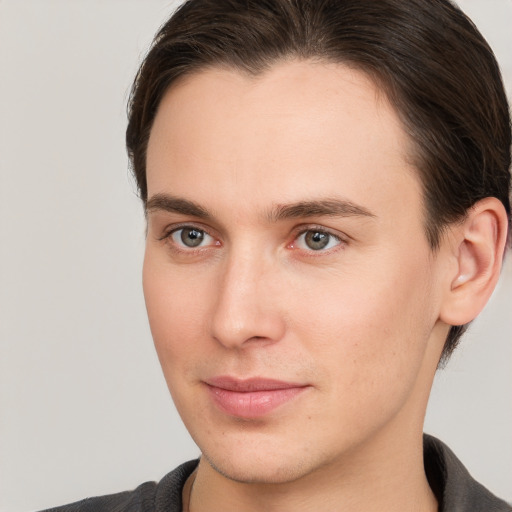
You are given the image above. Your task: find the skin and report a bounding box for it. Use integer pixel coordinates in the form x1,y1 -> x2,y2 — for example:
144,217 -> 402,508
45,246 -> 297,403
143,60 -> 507,512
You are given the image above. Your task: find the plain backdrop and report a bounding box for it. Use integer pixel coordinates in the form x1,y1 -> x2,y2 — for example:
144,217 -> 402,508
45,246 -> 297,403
0,1 -> 511,510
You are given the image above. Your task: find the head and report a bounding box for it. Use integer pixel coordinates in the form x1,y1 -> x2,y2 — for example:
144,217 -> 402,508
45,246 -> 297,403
126,0 -> 511,486
127,0 -> 511,363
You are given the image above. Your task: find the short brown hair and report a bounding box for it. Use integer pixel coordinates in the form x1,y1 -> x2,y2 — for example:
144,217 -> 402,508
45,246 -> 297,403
126,0 -> 511,361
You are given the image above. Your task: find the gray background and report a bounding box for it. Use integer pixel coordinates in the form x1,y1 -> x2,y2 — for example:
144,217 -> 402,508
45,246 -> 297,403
0,1 -> 510,510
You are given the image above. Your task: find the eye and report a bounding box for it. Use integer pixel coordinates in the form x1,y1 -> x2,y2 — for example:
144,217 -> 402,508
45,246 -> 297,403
294,229 -> 341,251
170,227 -> 214,248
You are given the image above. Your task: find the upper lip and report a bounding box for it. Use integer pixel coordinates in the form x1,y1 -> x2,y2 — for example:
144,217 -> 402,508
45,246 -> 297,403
206,376 -> 307,392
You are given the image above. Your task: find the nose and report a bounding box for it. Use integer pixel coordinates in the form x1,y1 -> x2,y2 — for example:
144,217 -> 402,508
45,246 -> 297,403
210,249 -> 286,349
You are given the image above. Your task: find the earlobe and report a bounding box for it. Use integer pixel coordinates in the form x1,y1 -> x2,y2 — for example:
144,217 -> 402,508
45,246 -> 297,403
440,197 -> 508,326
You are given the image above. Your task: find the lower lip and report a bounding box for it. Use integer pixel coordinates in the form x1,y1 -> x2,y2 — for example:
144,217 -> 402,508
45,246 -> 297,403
206,385 -> 307,419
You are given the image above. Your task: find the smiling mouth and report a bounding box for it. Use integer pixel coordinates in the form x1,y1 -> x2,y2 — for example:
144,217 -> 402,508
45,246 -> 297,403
205,376 -> 310,419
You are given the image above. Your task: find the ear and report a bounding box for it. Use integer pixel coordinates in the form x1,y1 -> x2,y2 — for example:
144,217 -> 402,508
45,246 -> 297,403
439,197 -> 509,326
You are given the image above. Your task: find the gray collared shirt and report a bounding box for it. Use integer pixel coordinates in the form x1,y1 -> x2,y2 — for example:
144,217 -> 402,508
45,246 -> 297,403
424,435 -> 511,511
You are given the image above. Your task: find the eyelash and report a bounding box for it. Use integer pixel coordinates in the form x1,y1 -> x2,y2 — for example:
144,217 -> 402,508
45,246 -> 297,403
159,224 -> 346,255
289,225 -> 345,254
158,223 -> 220,253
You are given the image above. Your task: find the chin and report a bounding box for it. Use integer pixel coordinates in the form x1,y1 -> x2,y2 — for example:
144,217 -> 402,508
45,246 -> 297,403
202,449 -> 314,484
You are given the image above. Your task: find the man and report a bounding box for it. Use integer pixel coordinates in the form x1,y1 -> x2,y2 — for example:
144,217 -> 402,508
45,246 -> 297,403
44,0 -> 511,510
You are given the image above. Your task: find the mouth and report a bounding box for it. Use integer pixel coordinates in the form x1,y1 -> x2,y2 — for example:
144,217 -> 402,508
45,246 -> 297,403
204,376 -> 310,419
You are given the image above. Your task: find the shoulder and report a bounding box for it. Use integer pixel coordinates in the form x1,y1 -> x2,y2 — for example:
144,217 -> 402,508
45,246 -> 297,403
424,434 -> 511,512
39,460 -> 199,512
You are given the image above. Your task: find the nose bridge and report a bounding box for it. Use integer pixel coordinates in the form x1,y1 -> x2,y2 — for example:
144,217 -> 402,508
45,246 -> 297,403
210,243 -> 284,348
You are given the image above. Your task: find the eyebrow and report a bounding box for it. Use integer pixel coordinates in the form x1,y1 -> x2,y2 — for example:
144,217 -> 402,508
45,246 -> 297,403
268,199 -> 376,222
146,194 -> 211,219
145,193 -> 376,222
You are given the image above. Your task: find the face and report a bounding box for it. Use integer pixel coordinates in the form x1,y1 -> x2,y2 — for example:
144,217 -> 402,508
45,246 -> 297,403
144,61 -> 448,484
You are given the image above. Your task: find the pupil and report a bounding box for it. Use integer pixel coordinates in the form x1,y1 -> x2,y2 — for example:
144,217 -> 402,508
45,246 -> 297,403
181,229 -> 204,247
305,231 -> 329,250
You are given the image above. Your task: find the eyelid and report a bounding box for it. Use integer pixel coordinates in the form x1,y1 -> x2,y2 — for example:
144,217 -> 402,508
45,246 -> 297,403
158,221 -> 212,240
158,222 -> 221,250
289,224 -> 348,252
156,221 -> 347,254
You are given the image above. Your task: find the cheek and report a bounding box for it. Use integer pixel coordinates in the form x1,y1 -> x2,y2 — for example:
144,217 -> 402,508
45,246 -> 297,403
292,253 -> 437,391
292,280 -> 433,441
142,250 -> 213,372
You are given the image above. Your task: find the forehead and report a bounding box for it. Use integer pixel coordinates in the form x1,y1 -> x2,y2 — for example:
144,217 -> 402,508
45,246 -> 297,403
146,60 -> 421,224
